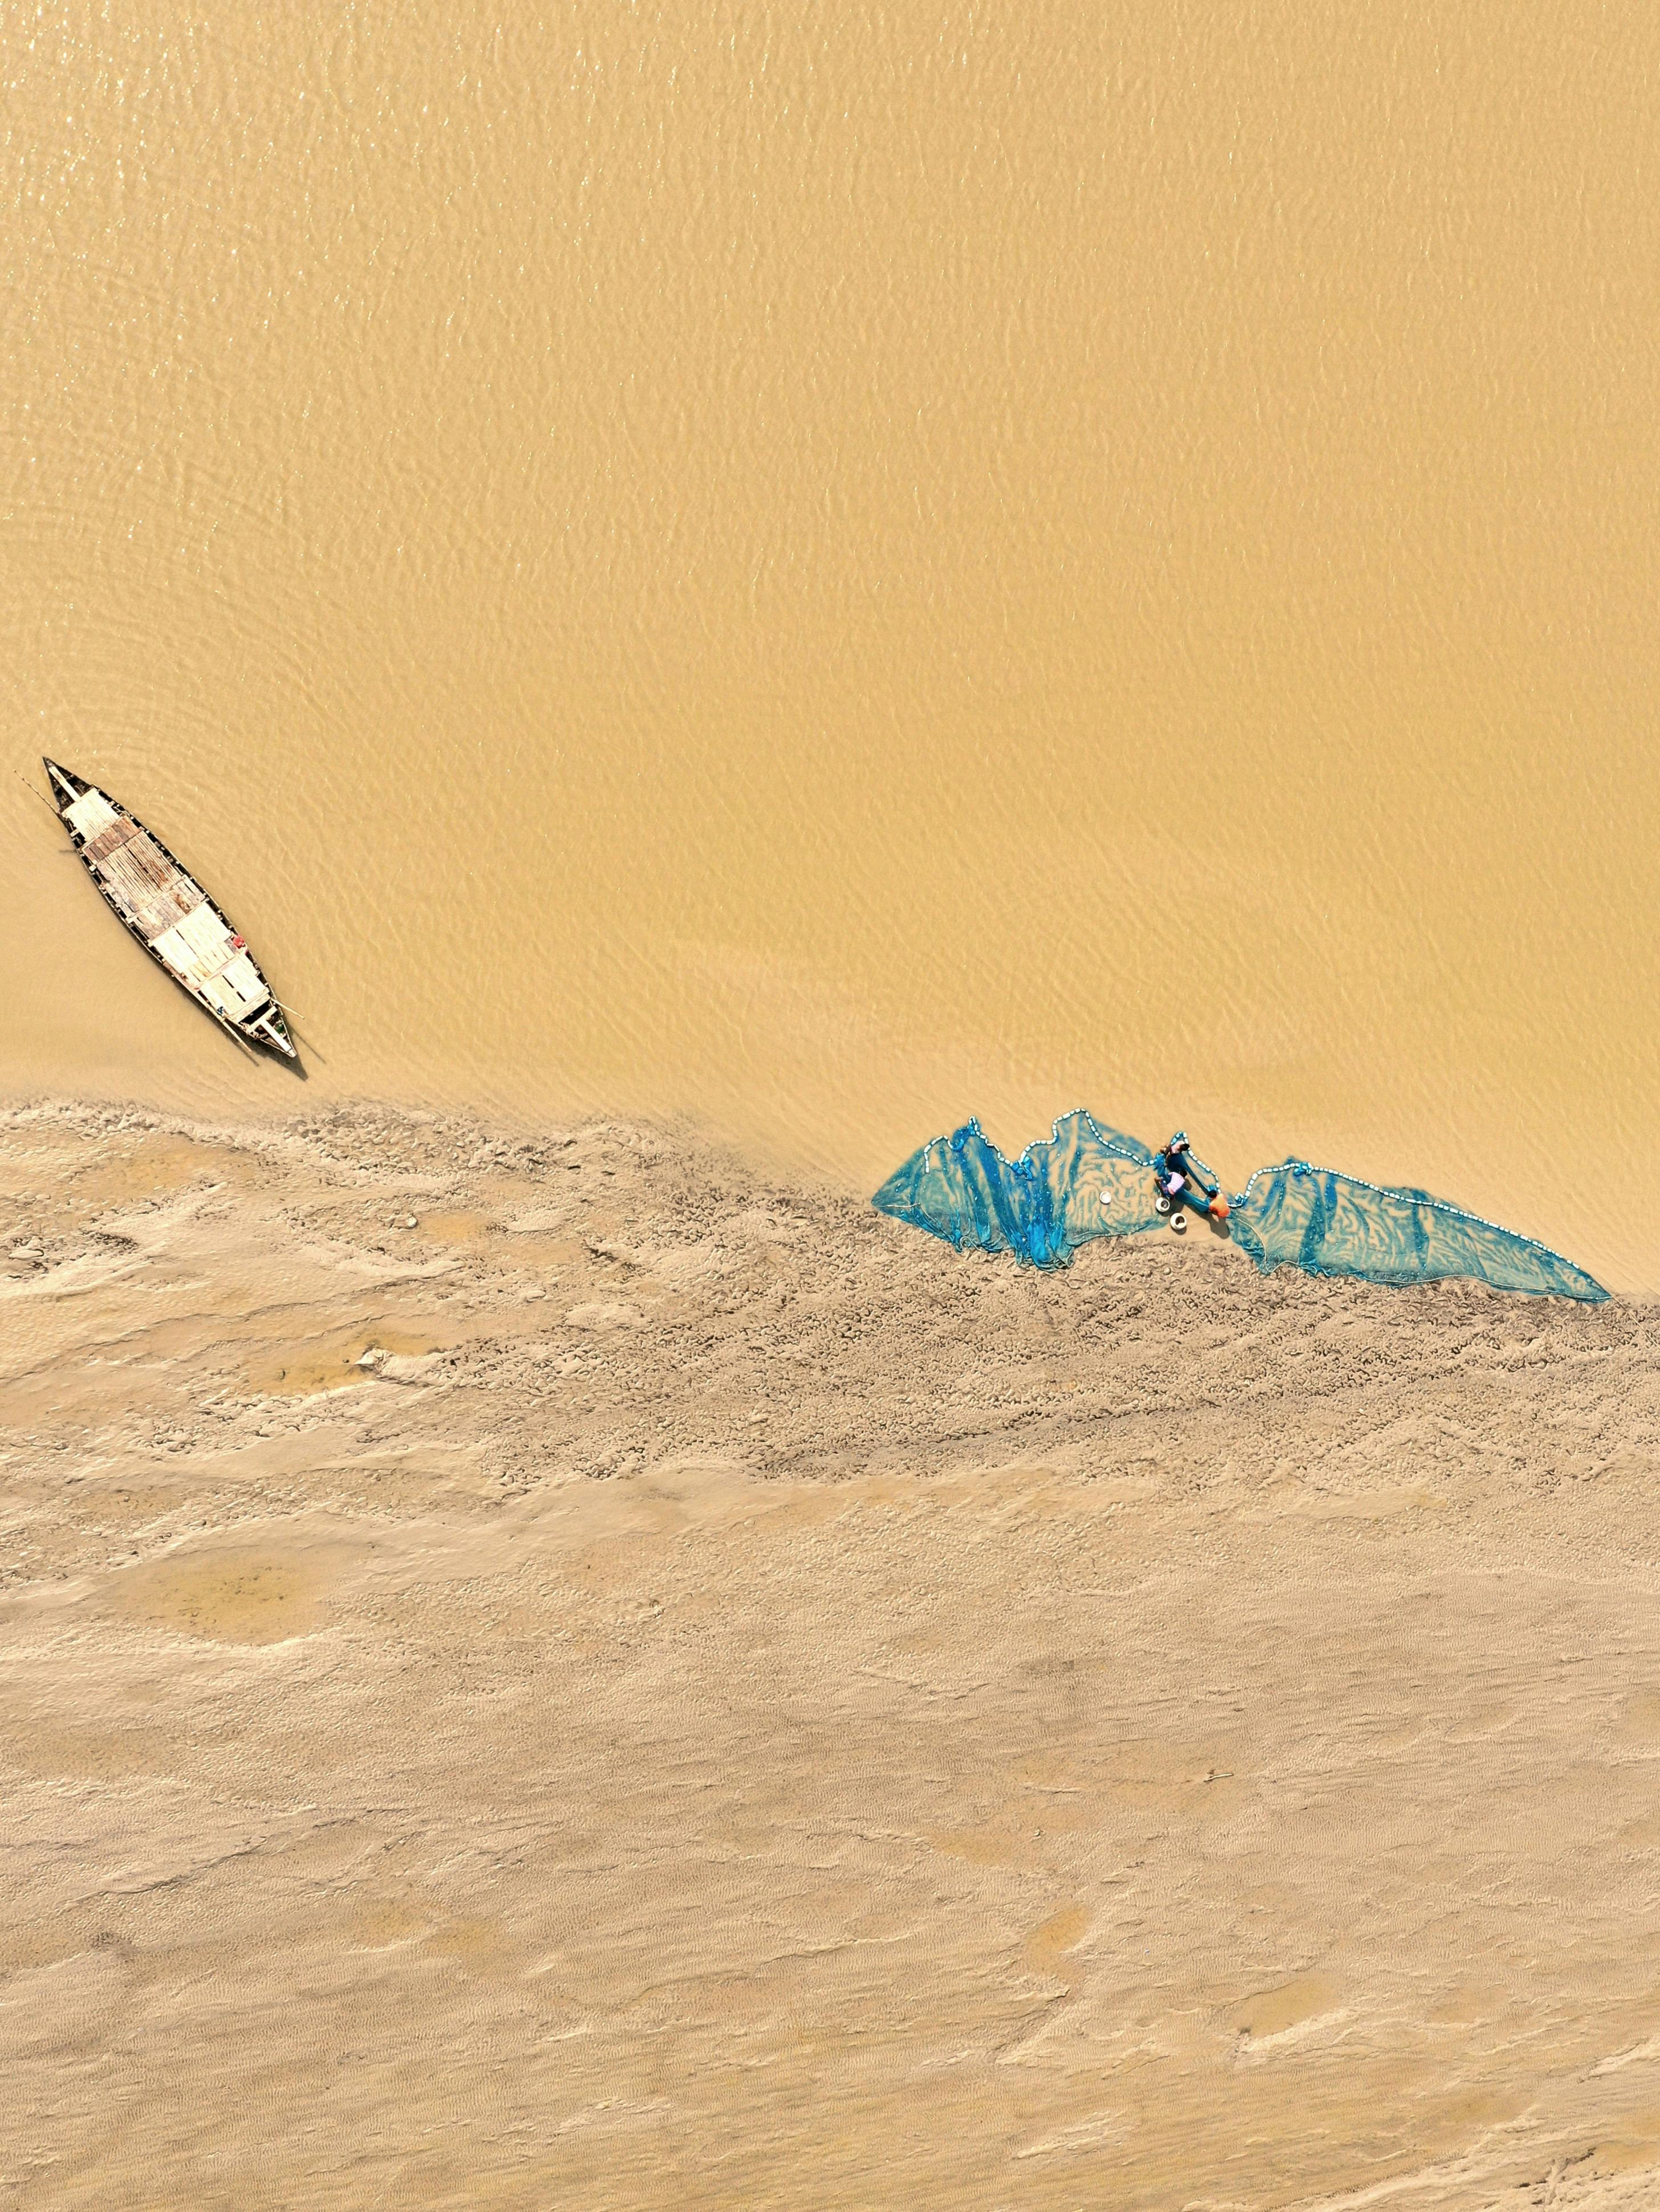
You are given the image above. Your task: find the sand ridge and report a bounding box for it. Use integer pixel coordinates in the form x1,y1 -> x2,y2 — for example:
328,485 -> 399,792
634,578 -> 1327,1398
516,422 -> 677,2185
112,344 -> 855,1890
3,1098 -> 1660,2208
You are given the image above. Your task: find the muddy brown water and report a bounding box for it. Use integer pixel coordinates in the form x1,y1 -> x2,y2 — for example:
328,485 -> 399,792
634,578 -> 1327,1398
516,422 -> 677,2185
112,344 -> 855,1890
3,3 -> 1655,1294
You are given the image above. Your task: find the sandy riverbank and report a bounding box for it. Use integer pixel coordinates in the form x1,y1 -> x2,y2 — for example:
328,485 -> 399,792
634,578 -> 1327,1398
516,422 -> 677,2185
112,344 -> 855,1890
4,1097 -> 1660,2209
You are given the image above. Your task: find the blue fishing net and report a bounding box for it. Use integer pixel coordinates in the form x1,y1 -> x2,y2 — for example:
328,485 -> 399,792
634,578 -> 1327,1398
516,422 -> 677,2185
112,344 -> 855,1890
872,1110 -> 1607,1301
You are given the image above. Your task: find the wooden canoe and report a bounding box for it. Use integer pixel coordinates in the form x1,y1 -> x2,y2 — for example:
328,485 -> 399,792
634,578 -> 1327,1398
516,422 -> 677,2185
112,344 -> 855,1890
44,758 -> 297,1060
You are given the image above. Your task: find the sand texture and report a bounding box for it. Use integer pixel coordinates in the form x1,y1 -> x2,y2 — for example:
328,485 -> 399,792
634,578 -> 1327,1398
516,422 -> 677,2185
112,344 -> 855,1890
4,1100 -> 1660,2210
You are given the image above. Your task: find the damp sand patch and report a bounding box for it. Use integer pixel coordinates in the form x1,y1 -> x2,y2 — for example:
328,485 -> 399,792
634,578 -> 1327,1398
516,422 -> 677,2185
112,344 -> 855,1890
107,1540 -> 356,1644
64,1137 -> 254,1206
404,1209 -> 497,1247
246,1324 -> 455,1397
1024,1903 -> 1090,1971
1228,1971 -> 1343,2042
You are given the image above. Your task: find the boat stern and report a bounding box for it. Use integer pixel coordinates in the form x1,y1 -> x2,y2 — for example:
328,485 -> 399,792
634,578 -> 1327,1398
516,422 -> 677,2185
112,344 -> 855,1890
246,1003 -> 298,1059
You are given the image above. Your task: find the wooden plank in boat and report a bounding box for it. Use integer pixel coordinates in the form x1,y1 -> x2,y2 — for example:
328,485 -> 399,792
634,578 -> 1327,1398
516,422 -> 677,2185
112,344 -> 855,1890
96,836 -> 204,941
201,955 -> 267,1018
65,790 -> 119,840
153,903 -> 236,982
84,819 -> 137,864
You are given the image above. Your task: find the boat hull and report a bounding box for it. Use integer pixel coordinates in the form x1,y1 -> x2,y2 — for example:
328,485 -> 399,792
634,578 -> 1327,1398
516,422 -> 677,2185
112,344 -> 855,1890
43,759 -> 297,1060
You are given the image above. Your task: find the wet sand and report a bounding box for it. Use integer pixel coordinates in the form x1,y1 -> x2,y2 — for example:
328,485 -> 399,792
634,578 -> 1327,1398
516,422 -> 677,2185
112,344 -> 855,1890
5,1099 -> 1660,2209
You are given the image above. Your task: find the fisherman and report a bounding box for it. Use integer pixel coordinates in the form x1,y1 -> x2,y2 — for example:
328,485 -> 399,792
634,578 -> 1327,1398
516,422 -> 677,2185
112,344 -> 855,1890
1157,1132 -> 1231,1221
1158,1132 -> 1195,1205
